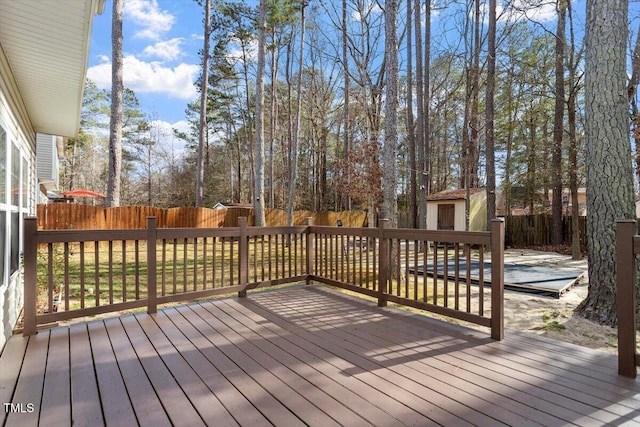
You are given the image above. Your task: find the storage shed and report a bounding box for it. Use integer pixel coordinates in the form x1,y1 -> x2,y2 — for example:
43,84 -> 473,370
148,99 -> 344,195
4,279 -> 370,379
426,188 -> 487,232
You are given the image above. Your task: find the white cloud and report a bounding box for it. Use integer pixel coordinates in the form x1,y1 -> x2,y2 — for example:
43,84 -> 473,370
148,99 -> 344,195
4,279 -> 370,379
143,38 -> 185,61
125,0 -> 175,40
87,55 -> 199,99
227,38 -> 258,64
148,119 -> 190,155
499,0 -> 560,24
351,0 -> 383,22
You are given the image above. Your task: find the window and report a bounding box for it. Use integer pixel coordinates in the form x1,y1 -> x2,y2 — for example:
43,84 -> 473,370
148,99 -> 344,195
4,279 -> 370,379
11,143 -> 19,207
0,126 -> 5,285
10,212 -> 18,275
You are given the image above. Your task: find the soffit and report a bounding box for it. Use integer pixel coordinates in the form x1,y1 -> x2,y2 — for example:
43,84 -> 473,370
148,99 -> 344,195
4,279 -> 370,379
0,0 -> 105,137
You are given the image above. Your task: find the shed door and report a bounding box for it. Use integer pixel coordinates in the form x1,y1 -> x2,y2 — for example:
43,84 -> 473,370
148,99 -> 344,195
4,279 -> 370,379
437,204 -> 455,230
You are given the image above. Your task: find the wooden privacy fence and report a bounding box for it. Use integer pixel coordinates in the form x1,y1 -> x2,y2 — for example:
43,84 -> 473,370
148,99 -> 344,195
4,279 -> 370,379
505,214 -> 587,249
23,216 -> 505,340
36,204 -> 368,230
616,220 -> 640,378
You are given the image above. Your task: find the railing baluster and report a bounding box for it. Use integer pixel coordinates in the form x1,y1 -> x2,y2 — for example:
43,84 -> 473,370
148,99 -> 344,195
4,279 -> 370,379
122,240 -> 128,302
193,238 -> 198,292
64,242 -> 70,311
465,244 -> 471,313
94,241 -> 100,307
80,242 -> 85,309
108,240 -> 113,305
212,237 -> 217,288
443,243 -> 449,308
182,238 -> 188,292
454,243 -> 460,310
433,242 -> 438,305
47,244 -> 54,313
423,241 -> 428,303
413,241 -> 418,300
172,238 -> 177,294
478,245 -> 484,316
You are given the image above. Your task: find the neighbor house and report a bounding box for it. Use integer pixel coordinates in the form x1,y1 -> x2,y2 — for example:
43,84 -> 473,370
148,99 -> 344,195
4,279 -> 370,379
0,0 -> 104,349
426,188 -> 487,232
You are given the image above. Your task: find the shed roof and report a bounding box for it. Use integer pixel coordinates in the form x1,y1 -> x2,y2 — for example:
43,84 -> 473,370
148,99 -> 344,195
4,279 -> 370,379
426,188 -> 485,201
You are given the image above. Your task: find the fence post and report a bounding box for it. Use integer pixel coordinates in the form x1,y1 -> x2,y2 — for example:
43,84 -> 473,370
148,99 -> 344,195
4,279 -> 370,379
23,217 -> 38,336
306,217 -> 314,285
239,217 -> 248,298
490,218 -> 505,341
147,216 -> 157,314
617,219 -> 637,378
377,219 -> 389,307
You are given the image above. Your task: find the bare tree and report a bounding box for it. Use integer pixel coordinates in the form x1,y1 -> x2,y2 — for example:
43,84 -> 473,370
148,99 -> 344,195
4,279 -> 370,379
382,0 -> 399,227
287,2 -> 306,226
485,0 -> 497,226
414,0 -> 426,228
196,0 -> 211,207
254,0 -> 267,226
566,0 -> 583,259
551,0 -> 566,244
106,0 -> 123,207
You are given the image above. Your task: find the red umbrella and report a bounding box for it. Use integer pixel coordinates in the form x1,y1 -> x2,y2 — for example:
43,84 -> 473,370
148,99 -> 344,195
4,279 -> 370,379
62,189 -> 106,198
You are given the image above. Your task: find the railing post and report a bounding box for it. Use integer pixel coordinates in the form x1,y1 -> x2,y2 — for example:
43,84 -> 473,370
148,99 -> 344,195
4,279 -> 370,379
147,216 -> 157,314
378,219 -> 389,307
490,218 -> 505,341
239,217 -> 248,298
23,217 -> 38,336
617,219 -> 637,378
306,217 -> 314,285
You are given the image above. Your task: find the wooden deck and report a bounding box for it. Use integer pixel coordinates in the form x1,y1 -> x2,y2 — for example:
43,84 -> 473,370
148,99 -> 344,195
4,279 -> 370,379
2,285 -> 640,426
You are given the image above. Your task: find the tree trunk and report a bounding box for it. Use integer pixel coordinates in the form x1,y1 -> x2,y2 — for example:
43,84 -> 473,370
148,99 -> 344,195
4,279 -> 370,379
414,0 -> 426,228
551,0 -> 566,244
287,4 -> 305,227
406,0 -> 416,228
107,0 -> 123,207
342,0 -> 351,211
485,0 -> 497,228
269,29 -> 278,209
469,0 -> 481,189
577,0 -> 635,326
253,0 -> 267,226
567,0 -> 582,260
196,0 -> 211,207
422,0 -> 431,223
383,0 -> 398,229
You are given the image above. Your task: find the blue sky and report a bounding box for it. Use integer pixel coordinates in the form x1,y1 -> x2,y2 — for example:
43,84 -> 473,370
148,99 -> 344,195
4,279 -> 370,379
86,0 -> 640,141
88,0 -> 207,134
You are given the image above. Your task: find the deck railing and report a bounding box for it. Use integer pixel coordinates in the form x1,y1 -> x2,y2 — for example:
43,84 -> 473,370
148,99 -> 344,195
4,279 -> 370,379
616,220 -> 640,378
23,216 -> 504,340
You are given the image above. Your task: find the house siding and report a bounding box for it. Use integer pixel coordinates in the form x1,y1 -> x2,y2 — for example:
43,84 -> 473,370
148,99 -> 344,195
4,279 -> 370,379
0,44 -> 36,350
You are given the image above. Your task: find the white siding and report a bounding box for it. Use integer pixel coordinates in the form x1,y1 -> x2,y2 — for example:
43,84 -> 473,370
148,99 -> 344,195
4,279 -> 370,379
0,43 -> 36,351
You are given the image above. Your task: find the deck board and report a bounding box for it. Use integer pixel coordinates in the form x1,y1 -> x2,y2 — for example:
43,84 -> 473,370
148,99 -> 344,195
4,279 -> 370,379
0,333 -> 28,426
69,323 -> 103,426
1,284 -> 639,426
119,314 -> 206,426
87,321 -> 137,425
40,327 -> 71,427
102,317 -> 170,427
6,329 -> 48,427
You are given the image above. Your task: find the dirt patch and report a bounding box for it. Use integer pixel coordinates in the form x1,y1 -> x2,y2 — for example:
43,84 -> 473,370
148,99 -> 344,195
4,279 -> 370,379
502,278 -> 622,353
495,249 -> 624,354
